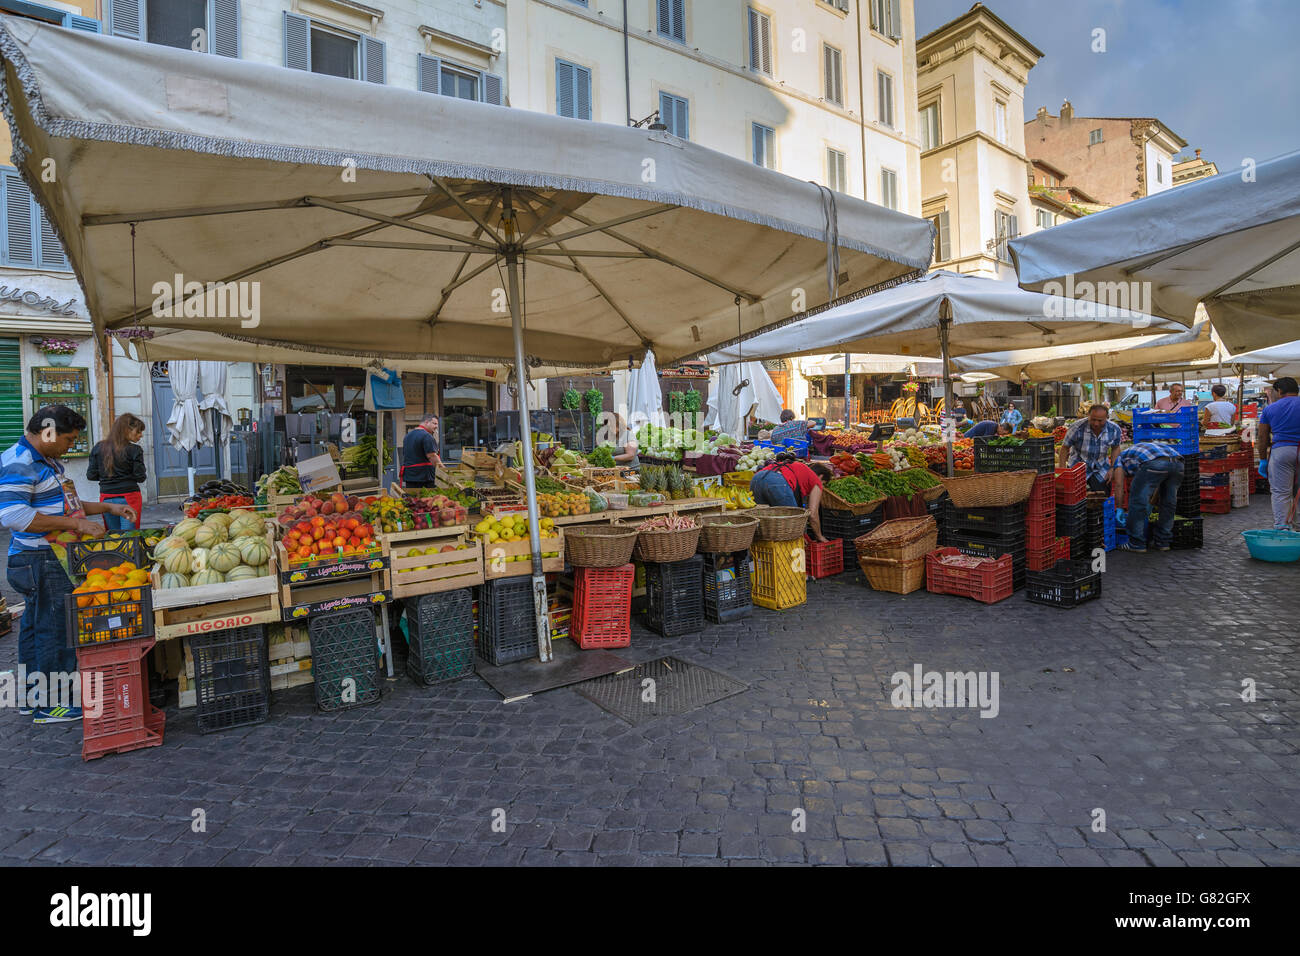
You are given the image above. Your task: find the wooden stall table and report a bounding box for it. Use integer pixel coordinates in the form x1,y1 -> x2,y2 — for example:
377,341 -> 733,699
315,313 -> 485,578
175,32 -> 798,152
551,497 -> 726,527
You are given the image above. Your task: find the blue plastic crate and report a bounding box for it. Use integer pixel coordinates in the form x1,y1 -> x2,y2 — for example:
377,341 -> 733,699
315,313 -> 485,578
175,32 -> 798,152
780,438 -> 810,458
1133,431 -> 1199,453
1104,530 -> 1117,552
1133,406 -> 1198,426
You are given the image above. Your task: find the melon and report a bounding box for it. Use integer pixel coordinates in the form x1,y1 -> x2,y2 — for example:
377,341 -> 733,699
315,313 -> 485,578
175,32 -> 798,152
224,565 -> 259,582
160,571 -> 190,589
227,508 -> 255,522
256,564 -> 271,577
208,542 -> 243,574
151,535 -> 189,560
229,514 -> 265,540
191,569 -> 225,586
160,544 -> 193,575
193,523 -> 227,549
236,534 -> 272,567
172,518 -> 202,545
189,547 -> 210,574
203,511 -> 233,527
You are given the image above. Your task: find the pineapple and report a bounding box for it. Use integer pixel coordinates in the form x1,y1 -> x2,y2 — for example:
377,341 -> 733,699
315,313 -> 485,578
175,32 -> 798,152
644,466 -> 662,495
668,468 -> 686,500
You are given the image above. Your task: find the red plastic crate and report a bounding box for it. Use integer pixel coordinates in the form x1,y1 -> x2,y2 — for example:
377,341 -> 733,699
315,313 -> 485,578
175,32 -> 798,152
1027,474 -> 1055,515
1053,464 -> 1087,504
805,537 -> 845,579
1054,537 -> 1071,563
1027,544 -> 1057,571
77,637 -> 164,761
571,564 -> 634,649
1200,485 -> 1229,502
1026,508 -> 1056,549
925,548 -> 1014,604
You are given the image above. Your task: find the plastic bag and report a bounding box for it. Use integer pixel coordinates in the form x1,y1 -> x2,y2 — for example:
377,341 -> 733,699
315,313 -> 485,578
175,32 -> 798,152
584,488 -> 608,513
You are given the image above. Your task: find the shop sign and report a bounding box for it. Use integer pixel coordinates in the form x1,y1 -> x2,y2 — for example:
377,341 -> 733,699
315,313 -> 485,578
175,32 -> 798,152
0,284 -> 81,316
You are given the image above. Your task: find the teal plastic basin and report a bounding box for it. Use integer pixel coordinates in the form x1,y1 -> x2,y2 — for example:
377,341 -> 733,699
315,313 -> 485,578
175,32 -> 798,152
1242,529 -> 1300,562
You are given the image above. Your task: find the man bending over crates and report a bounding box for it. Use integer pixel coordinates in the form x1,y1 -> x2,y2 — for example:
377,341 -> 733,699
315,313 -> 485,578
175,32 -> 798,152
1059,405 -> 1124,494
0,406 -> 136,723
1114,442 -> 1185,553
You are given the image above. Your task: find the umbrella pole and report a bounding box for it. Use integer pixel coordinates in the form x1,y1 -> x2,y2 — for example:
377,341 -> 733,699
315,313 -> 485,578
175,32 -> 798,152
1091,353 -> 1101,409
505,243 -> 552,664
187,449 -> 195,498
844,353 -> 851,427
939,312 -> 954,478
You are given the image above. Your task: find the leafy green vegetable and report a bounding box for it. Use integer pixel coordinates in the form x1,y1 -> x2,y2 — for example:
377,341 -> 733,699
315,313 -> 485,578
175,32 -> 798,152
987,436 -> 1025,447
898,468 -> 940,492
583,388 -> 603,417
586,445 -> 616,468
561,388 -> 582,410
826,476 -> 878,503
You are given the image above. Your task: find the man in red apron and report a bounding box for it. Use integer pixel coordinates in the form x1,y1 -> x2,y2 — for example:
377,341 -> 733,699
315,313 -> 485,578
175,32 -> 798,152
400,415 -> 441,489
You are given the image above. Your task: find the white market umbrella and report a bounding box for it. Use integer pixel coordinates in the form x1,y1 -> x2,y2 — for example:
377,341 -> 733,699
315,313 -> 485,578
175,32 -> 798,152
0,19 -> 934,663
627,350 -> 665,430
163,359 -> 209,496
801,354 -> 942,377
198,360 -> 233,477
1011,150 -> 1300,354
707,271 -> 1180,472
704,363 -> 784,438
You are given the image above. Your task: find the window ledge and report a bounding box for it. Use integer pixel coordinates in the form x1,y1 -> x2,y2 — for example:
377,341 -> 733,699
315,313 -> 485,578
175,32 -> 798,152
294,0 -> 382,34
419,25 -> 496,59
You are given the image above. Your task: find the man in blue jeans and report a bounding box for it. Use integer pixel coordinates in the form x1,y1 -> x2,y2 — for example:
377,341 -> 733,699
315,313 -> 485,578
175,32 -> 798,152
1114,441 -> 1185,553
1,406 -> 135,722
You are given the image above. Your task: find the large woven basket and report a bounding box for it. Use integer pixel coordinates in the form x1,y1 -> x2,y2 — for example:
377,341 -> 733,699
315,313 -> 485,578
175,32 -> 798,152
920,484 -> 948,502
940,469 -> 1037,508
750,506 -> 809,541
821,485 -> 885,515
855,516 -> 938,563
634,523 -> 703,563
858,555 -> 927,594
697,513 -> 758,553
565,524 -> 639,568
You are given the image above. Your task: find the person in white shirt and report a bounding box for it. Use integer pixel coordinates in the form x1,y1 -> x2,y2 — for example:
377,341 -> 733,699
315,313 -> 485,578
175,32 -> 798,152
1202,384 -> 1237,430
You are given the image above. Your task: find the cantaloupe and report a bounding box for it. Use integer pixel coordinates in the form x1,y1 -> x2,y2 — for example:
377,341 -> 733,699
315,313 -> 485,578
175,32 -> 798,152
228,514 -> 265,540
189,547 -> 210,574
193,523 -> 227,549
224,565 -> 259,582
203,512 -> 233,530
172,518 -> 202,545
236,534 -> 272,567
191,569 -> 225,586
208,542 -> 242,573
160,571 -> 190,589
151,535 -> 189,560
160,544 -> 193,575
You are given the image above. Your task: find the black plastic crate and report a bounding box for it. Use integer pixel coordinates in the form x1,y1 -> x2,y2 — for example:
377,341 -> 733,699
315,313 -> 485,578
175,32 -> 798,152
701,551 -> 753,624
1199,472 -> 1230,487
189,625 -> 270,734
943,503 -> 1026,536
1141,515 -> 1204,550
480,577 -> 541,666
973,437 -> 1055,474
65,586 -> 154,648
820,508 -> 882,542
645,555 -> 705,637
66,532 -> 148,581
926,493 -> 950,517
408,588 -> 476,685
1055,501 -> 1088,538
1025,559 -> 1102,608
1069,534 -> 1090,560
308,607 -> 381,711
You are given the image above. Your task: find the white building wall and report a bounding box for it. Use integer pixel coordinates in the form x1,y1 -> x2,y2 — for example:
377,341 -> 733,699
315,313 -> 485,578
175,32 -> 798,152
1145,140 -> 1174,196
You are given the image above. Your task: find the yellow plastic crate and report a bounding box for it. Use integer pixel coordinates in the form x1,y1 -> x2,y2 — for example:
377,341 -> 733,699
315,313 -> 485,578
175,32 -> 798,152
750,538 -> 807,610
723,471 -> 754,489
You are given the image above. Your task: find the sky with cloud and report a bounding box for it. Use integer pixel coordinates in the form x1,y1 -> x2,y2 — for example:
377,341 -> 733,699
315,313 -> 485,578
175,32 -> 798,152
915,0 -> 1299,168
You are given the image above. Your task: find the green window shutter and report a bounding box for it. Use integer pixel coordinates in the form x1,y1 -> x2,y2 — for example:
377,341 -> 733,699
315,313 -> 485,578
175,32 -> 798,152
0,337 -> 23,452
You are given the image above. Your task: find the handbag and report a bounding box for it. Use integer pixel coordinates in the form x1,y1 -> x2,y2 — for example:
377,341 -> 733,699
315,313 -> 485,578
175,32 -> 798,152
366,368 -> 406,411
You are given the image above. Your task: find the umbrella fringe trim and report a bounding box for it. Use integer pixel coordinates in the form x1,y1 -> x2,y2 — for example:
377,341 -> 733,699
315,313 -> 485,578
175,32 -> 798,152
0,29 -> 931,280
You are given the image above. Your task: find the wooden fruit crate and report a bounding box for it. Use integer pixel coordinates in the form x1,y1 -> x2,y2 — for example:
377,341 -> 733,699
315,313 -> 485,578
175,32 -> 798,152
387,532 -> 484,598
149,531 -> 279,641
480,527 -> 565,580
277,539 -> 391,620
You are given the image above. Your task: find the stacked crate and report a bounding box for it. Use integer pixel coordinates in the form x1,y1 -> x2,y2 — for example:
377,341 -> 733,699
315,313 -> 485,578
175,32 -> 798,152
645,555 -> 707,634
820,507 -> 882,569
941,503 -> 1027,589
701,550 -> 753,623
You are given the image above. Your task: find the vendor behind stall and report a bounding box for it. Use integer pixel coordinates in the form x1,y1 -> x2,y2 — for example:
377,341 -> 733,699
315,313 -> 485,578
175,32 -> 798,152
750,453 -> 832,542
400,415 -> 441,488
609,413 -> 640,468
1059,405 -> 1123,492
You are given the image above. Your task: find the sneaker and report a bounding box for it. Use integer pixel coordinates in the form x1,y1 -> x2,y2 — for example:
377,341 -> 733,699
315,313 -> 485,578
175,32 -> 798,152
1116,542 -> 1148,553
32,705 -> 81,724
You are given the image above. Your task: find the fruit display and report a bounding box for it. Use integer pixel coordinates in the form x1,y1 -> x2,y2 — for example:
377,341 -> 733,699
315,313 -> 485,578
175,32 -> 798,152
472,513 -> 562,560
359,495 -> 413,534
282,515 -> 378,567
814,429 -> 876,453
640,465 -> 693,500
72,562 -> 150,606
403,493 -> 469,529
70,562 -> 150,644
399,540 -> 477,571
184,493 -> 255,518
692,483 -> 755,510
153,520 -> 273,585
537,492 -> 591,517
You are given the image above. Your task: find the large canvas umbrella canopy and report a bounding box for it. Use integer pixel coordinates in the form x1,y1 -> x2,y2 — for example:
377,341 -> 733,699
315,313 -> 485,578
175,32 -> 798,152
801,355 -> 942,377
1010,150 -> 1300,354
0,18 -> 933,662
707,270 -> 1181,472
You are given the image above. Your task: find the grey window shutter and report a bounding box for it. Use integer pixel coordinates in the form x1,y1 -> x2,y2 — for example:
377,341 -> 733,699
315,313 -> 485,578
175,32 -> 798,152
1009,214 -> 1019,239
670,0 -> 685,41
556,60 -> 575,117
747,9 -> 760,71
66,15 -> 101,33
659,92 -> 672,132
824,47 -> 833,102
361,36 -> 386,84
888,0 -> 901,39
3,172 -> 35,267
575,65 -> 591,120
210,0 -> 240,58
37,210 -> 68,271
760,14 -> 772,74
937,211 -> 950,261
417,54 -> 442,94
108,0 -> 144,41
752,125 -> 761,164
483,72 -> 504,106
674,97 -> 688,139
284,12 -> 310,71
657,0 -> 671,37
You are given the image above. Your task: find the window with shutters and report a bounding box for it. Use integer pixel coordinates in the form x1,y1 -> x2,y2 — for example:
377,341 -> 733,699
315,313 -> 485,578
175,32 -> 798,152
0,167 -> 69,271
657,0 -> 685,43
994,209 -> 1018,262
826,148 -> 847,194
879,168 -> 898,210
107,0 -> 239,56
659,92 -> 689,140
284,13 -> 383,84
752,123 -> 775,169
929,210 -> 951,262
919,101 -> 941,151
823,44 -> 843,106
994,98 -> 1008,144
0,1 -> 98,31
876,71 -> 894,128
870,0 -> 900,39
1089,128 -> 1103,145
1035,208 -> 1053,230
556,59 -> 592,120
747,7 -> 772,77
818,0 -> 850,13
417,55 -> 504,106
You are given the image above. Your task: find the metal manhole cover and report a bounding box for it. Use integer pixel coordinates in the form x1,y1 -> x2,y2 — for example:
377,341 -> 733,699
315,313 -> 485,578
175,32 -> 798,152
573,656 -> 748,726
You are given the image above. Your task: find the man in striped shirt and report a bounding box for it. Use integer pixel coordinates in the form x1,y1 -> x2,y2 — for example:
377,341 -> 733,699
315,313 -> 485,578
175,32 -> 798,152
2,405 -> 135,723
1114,441 -> 1185,553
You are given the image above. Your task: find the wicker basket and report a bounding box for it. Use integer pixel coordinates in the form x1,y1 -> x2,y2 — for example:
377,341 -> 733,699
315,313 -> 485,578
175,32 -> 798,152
821,485 -> 885,515
564,524 -> 640,568
697,514 -> 759,553
634,523 -> 703,563
750,506 -> 810,542
855,516 -> 938,562
858,555 -> 927,594
940,469 -> 1037,508
920,484 -> 948,502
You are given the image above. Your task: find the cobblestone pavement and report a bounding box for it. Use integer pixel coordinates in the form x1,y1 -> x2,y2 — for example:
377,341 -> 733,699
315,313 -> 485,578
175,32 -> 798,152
1,497 -> 1297,867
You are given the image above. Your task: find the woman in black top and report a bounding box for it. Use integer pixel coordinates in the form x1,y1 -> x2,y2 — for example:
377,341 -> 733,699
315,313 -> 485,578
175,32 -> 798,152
88,413 -> 147,530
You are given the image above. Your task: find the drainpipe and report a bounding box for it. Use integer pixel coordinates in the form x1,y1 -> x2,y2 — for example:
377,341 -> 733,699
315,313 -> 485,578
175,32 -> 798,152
856,0 -> 868,198
623,0 -> 632,125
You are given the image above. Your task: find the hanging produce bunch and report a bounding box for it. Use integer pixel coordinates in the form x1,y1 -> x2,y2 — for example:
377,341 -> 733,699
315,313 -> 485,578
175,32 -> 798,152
561,387 -> 582,410
583,388 -> 603,417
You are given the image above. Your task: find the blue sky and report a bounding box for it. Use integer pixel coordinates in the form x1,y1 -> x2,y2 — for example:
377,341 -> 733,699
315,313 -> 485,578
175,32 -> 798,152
916,0 -> 1300,168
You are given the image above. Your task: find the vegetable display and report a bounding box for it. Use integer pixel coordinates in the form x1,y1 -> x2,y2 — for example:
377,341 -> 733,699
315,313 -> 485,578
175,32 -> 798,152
987,436 -> 1025,447
184,494 -> 255,518
640,514 -> 698,531
898,468 -> 941,492
586,445 -> 617,468
826,476 -> 879,503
